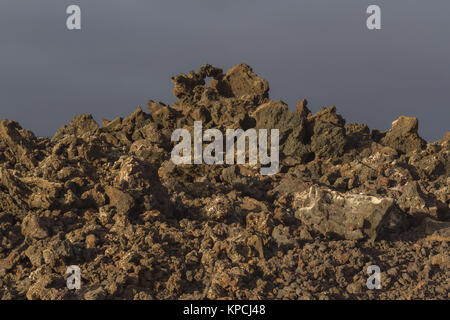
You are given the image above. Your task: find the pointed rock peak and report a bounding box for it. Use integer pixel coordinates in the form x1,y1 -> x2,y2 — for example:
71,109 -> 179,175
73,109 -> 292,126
440,131 -> 450,144
147,100 -> 167,114
380,116 -> 425,153
296,99 -> 311,118
52,114 -> 99,141
0,119 -> 37,143
310,106 -> 345,127
123,106 -> 149,124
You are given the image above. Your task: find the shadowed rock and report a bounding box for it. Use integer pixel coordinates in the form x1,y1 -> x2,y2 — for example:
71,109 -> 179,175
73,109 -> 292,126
380,116 -> 426,153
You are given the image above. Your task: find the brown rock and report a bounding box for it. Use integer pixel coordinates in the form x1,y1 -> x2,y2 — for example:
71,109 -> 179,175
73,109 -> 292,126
296,99 -> 311,118
21,214 -> 48,239
52,114 -> 99,141
105,186 -> 135,215
380,116 -> 426,153
293,186 -> 405,240
220,63 -> 269,104
0,119 -> 39,169
85,234 -> 98,248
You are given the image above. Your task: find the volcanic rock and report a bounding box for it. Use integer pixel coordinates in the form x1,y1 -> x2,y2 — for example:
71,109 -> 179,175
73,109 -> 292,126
0,63 -> 448,300
21,214 -> 49,240
104,186 -> 135,216
53,114 -> 99,141
0,119 -> 41,169
380,116 -> 426,153
293,186 -> 405,240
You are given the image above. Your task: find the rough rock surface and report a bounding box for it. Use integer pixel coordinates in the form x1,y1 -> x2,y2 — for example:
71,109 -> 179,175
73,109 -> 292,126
380,116 -> 426,154
0,63 -> 448,300
293,186 -> 405,241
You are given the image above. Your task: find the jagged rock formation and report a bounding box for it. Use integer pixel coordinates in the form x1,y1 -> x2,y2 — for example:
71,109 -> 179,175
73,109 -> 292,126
0,63 -> 448,300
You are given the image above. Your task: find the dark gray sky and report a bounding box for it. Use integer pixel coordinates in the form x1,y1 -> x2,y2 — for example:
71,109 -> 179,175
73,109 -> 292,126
0,0 -> 449,141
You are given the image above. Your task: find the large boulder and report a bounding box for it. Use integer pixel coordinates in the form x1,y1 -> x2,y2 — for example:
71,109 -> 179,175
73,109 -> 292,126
310,120 -> 347,159
218,63 -> 269,105
253,101 -> 310,159
380,116 -> 426,154
309,106 -> 348,159
293,186 -> 405,240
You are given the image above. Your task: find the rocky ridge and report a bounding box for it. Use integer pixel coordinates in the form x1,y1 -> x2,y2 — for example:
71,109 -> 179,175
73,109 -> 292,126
0,63 -> 448,300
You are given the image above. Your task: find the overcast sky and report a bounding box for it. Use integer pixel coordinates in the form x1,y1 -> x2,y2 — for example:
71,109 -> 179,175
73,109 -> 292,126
0,0 -> 449,141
